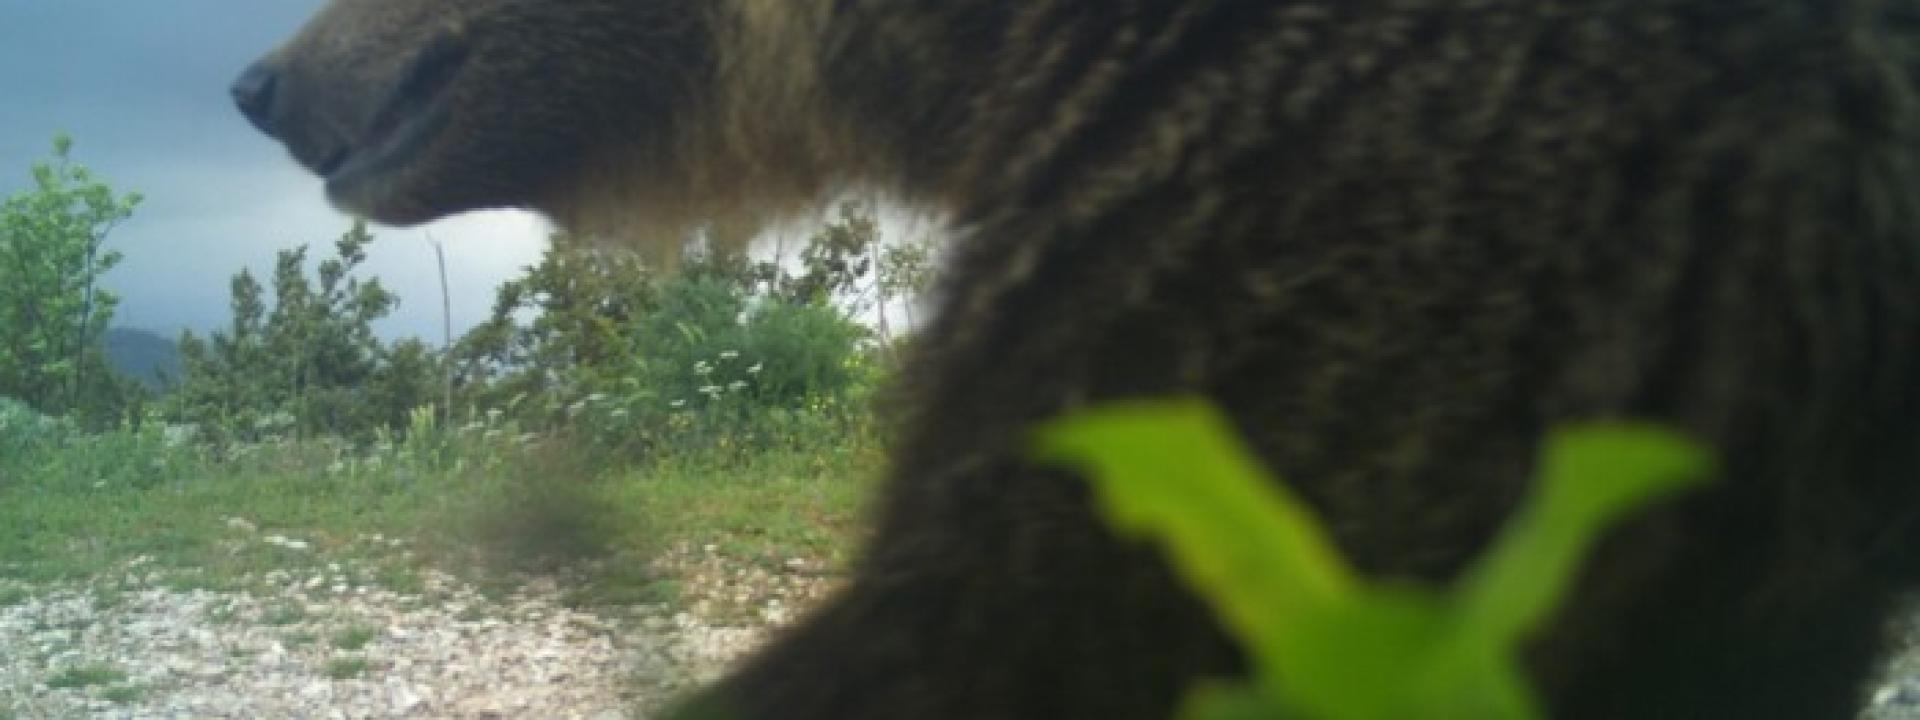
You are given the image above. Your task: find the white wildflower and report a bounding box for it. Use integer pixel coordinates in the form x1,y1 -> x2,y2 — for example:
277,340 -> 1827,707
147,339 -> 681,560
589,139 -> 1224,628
747,362 -> 764,375
718,350 -> 740,360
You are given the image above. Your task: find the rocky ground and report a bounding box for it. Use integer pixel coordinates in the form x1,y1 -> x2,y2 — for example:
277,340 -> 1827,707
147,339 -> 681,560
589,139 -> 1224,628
11,526 -> 1920,719
0,531 -> 835,720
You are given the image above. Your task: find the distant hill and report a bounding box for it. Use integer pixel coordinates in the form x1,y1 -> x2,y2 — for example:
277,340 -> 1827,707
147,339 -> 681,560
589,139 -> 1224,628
104,327 -> 182,390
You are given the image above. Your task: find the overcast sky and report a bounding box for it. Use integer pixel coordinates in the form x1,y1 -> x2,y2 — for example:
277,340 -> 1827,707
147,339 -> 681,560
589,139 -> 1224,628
0,1 -> 553,342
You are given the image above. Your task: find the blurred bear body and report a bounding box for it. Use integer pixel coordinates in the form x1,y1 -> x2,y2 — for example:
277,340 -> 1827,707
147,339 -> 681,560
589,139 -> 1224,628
237,2 -> 1920,718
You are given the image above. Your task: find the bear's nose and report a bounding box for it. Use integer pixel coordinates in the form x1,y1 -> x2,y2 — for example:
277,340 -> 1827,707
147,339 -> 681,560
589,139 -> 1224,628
231,61 -> 282,136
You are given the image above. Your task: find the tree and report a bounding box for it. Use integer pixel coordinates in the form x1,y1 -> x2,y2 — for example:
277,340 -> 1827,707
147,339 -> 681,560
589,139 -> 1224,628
451,235 -> 666,413
776,200 -> 879,309
877,229 -> 937,337
172,268 -> 274,440
171,222 -> 431,442
0,135 -> 143,421
776,199 -> 941,353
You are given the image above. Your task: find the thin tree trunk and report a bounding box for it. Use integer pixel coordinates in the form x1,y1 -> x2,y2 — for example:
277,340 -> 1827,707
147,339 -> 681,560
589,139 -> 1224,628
71,233 -> 100,411
433,237 -> 454,422
870,278 -> 896,366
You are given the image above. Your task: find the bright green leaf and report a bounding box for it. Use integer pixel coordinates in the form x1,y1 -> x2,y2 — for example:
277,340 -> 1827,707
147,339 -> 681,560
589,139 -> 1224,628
1035,398 -> 1354,655
1037,399 -> 1712,720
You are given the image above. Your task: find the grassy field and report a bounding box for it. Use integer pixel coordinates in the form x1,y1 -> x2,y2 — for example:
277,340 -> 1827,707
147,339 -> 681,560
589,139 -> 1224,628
0,421 -> 874,605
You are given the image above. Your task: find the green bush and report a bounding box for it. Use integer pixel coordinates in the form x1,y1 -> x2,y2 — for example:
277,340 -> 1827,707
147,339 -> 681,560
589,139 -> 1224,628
0,136 -> 145,427
166,222 -> 441,445
0,395 -> 61,447
452,223 -> 885,463
567,274 -> 876,459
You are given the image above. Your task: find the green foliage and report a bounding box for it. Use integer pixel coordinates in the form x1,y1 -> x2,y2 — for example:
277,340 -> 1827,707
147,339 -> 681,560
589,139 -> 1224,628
453,219 -> 882,461
1036,399 -> 1712,720
370,338 -> 443,430
323,656 -> 370,680
44,665 -> 126,689
0,163 -> 893,653
0,396 -> 868,607
571,274 -> 877,458
330,625 -> 377,651
121,195 -> 908,461
453,241 -> 659,407
0,409 -> 513,584
0,399 -> 198,496
0,135 -> 144,424
167,222 -> 437,443
772,200 -> 879,307
0,396 -> 63,469
764,199 -> 938,353
100,684 -> 144,704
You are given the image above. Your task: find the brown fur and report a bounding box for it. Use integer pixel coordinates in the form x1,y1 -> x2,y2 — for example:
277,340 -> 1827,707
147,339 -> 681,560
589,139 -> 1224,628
238,1 -> 1920,718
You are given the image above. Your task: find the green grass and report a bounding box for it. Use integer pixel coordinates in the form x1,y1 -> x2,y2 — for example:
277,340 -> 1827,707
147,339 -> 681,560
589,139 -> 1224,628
0,439 -> 453,586
101,684 -> 145,703
542,447 -> 872,607
44,665 -> 126,689
409,438 -> 872,607
0,424 -> 870,612
324,656 -> 370,680
331,624 -> 377,651
260,601 -> 307,626
0,430 -> 546,591
90,588 -> 126,612
158,571 -> 223,593
612,448 -> 873,563
373,564 -> 424,594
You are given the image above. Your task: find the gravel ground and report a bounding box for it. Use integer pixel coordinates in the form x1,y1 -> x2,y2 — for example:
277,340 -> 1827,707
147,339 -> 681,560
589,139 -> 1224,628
0,534 -> 834,719
9,527 -> 1920,719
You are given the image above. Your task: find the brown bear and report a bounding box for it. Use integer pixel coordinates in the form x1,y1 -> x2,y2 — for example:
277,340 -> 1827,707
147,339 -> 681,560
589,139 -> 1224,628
234,1 -> 1920,718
